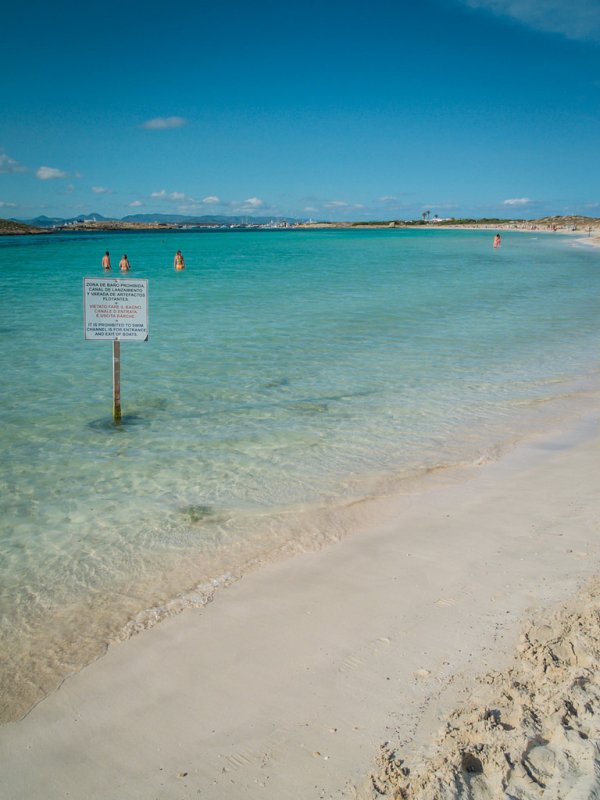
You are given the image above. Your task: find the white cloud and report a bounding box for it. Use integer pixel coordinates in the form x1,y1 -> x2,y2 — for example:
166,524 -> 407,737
225,196 -> 268,214
92,186 -> 111,194
0,200 -> 16,208
202,195 -> 220,205
150,189 -> 186,201
240,197 -> 264,209
324,200 -> 349,209
503,197 -> 532,206
140,116 -> 187,130
36,166 -> 67,180
303,206 -> 319,212
129,200 -> 143,207
0,152 -> 26,174
378,196 -> 398,203
462,0 -> 600,42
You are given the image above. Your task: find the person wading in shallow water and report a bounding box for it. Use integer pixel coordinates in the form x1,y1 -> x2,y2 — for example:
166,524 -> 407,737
493,233 -> 501,249
119,254 -> 131,272
102,251 -> 111,270
174,250 -> 185,270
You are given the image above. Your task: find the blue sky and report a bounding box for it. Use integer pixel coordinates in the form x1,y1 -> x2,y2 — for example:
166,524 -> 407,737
1,0 -> 599,221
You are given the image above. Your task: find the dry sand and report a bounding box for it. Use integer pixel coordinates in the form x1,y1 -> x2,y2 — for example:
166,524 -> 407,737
1,409 -> 599,799
368,579 -> 600,799
576,235 -> 600,250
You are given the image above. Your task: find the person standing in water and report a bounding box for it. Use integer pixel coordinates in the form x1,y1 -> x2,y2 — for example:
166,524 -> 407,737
174,250 -> 185,270
119,254 -> 131,272
493,233 -> 501,248
101,251 -> 111,270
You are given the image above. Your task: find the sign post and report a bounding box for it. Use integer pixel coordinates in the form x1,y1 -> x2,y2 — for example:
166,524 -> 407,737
84,278 -> 149,423
113,340 -> 121,422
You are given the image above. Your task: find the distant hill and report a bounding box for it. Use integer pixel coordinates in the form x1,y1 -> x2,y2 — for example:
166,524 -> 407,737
533,215 -> 599,227
15,213 -> 115,227
118,213 -> 297,225
120,213 -> 291,225
0,218 -> 44,235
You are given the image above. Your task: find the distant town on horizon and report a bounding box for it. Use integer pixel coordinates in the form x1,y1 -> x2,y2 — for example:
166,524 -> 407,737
2,212 -> 600,236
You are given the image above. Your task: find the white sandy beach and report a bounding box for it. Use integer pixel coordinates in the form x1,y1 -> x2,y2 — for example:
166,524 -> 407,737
1,408 -> 600,799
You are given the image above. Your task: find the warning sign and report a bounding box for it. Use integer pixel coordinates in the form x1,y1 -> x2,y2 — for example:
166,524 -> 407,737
84,278 -> 148,341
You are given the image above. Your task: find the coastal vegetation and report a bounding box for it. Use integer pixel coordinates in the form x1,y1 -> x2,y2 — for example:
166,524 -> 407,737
348,218 -> 511,227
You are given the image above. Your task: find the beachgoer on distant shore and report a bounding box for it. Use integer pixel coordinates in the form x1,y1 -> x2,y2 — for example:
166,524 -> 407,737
174,250 -> 185,270
102,251 -> 111,270
493,234 -> 501,249
119,254 -> 131,272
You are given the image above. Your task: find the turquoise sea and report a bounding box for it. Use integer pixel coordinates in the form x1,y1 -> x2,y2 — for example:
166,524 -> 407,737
1,228 -> 599,721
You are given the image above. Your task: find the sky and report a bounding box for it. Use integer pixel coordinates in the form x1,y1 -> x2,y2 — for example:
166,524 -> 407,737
1,0 -> 599,222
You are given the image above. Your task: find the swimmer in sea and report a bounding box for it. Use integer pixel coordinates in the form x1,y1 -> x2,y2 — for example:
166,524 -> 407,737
493,234 -> 501,248
102,251 -> 111,270
174,250 -> 185,270
119,254 -> 131,272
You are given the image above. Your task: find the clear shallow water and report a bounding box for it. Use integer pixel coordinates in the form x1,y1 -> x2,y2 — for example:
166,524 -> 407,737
1,228 -> 600,720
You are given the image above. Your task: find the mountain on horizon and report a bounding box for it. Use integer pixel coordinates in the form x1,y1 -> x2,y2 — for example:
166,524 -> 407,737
12,212 -> 297,227
14,213 -> 114,227
120,213 -> 294,225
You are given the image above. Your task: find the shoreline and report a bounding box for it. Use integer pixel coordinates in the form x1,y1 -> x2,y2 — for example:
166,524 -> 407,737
1,404 -> 599,798
3,370 -> 598,726
2,216 -> 600,236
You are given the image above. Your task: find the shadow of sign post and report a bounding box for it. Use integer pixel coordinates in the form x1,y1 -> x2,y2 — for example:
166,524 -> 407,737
83,277 -> 149,423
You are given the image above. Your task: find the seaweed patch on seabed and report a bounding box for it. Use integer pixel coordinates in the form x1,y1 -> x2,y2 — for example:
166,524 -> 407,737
287,389 -> 376,413
181,504 -> 226,524
365,578 -> 600,800
288,400 -> 329,414
143,397 -> 169,411
87,413 -> 148,432
263,377 -> 290,389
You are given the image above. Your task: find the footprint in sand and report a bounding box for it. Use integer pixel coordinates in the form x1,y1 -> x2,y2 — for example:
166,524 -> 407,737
222,751 -> 256,769
339,637 -> 391,673
220,724 -> 292,771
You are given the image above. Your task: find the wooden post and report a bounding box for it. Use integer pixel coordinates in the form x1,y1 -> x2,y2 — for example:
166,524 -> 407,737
113,339 -> 122,423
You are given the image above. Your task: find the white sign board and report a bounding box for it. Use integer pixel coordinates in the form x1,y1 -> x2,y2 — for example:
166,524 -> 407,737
84,278 -> 148,341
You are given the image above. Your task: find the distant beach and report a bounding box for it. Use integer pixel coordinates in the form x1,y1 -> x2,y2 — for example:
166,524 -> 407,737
2,213 -> 600,237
